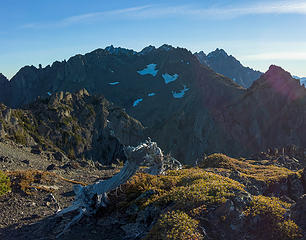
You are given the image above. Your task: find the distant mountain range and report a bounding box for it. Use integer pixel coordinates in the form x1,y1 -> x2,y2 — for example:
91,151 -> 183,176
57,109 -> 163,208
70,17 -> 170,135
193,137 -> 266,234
1,44 -> 306,163
195,48 -> 262,88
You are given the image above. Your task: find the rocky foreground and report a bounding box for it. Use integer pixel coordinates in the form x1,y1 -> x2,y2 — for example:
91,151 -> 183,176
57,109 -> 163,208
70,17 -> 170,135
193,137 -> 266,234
0,139 -> 305,240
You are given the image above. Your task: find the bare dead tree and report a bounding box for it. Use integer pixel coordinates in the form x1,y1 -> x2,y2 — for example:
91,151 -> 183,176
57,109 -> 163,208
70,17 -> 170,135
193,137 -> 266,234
56,138 -> 181,238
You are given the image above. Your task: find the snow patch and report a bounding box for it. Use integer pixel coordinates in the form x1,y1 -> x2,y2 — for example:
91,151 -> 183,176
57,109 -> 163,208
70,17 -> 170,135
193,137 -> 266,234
133,98 -> 143,107
108,82 -> 120,85
293,75 -> 306,86
162,73 -> 179,84
148,93 -> 155,97
172,85 -> 189,98
137,64 -> 158,76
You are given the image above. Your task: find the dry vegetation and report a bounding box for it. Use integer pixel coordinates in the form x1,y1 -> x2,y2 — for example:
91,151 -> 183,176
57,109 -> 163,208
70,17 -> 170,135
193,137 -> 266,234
245,195 -> 302,239
110,154 -> 303,239
6,170 -> 86,195
199,153 -> 299,183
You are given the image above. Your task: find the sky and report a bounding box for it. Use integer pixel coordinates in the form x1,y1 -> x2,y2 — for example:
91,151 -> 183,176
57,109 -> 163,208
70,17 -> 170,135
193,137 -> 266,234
0,0 -> 306,79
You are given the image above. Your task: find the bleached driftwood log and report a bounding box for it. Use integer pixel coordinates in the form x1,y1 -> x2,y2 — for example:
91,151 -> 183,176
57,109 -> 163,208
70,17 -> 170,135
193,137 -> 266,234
56,138 -> 181,238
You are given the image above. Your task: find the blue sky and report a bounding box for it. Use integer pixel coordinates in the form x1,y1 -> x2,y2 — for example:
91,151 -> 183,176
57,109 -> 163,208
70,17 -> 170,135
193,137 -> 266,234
1,0 -> 306,79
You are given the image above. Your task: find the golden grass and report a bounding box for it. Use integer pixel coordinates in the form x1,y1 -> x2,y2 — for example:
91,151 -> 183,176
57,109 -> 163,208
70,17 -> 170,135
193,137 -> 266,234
6,170 -> 86,194
199,153 -> 299,183
119,168 -> 247,239
117,166 -> 302,240
144,210 -> 203,240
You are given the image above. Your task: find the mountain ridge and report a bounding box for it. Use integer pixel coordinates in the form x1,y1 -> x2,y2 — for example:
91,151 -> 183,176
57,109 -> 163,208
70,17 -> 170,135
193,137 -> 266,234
1,45 -> 306,164
195,48 -> 262,88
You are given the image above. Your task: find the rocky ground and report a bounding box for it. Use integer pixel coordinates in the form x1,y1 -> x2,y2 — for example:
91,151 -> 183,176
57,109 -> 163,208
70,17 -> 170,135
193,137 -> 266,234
0,139 -> 121,239
0,139 -> 306,240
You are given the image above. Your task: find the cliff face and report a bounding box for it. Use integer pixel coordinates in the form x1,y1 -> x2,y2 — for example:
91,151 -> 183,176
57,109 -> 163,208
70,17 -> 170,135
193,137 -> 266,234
0,89 -> 144,164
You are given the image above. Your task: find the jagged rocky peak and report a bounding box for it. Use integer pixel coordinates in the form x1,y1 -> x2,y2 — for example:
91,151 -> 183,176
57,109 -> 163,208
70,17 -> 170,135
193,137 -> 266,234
104,45 -> 137,55
45,89 -> 94,109
140,44 -> 189,55
76,88 -> 89,97
10,65 -> 40,86
252,65 -> 300,88
139,45 -> 156,55
195,48 -> 262,88
196,50 -> 205,56
158,44 -> 175,51
207,48 -> 228,57
265,65 -> 293,79
48,89 -> 92,107
48,90 -> 72,105
249,65 -> 306,101
194,51 -> 208,65
13,65 -> 38,76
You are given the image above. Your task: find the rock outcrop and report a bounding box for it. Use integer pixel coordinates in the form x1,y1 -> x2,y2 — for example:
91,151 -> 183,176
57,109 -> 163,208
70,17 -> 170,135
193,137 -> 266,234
0,89 -> 144,164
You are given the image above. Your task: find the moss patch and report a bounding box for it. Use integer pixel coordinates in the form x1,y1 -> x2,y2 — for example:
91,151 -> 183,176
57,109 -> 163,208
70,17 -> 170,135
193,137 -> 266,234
0,171 -> 11,196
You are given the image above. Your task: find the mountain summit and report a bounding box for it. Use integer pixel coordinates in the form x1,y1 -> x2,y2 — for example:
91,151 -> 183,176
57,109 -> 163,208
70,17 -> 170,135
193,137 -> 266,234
250,65 -> 304,100
195,49 -> 262,88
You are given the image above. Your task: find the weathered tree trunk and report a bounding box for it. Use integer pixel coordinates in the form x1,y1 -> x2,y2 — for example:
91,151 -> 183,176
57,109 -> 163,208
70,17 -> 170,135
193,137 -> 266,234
56,138 -> 181,238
